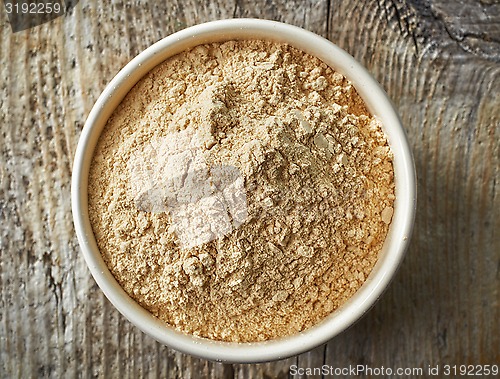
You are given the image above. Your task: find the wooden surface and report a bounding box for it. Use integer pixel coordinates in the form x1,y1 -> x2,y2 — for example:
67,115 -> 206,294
1,0 -> 499,377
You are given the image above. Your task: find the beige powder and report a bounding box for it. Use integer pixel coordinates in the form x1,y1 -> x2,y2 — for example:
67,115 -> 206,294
88,40 -> 395,342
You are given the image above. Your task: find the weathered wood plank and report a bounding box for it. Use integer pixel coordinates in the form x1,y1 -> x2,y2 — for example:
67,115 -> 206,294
323,0 -> 499,375
0,0 -> 498,378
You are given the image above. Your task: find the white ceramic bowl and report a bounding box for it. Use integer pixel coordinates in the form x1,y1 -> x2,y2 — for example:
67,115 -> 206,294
72,19 -> 416,363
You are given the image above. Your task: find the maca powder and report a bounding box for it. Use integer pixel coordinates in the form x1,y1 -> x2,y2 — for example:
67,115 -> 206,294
88,40 -> 395,342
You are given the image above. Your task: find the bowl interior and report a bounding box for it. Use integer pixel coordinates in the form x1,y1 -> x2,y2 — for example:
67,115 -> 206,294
72,18 -> 416,363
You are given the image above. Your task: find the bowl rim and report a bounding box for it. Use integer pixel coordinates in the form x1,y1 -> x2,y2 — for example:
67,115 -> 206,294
71,18 -> 416,363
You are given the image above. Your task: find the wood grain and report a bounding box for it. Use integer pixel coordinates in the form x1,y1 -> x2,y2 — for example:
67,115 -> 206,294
0,0 -> 498,378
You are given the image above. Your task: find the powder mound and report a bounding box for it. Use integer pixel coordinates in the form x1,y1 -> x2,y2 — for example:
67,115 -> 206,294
88,40 -> 395,342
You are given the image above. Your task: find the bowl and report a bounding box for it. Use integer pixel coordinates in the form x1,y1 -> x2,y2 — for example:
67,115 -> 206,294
71,18 -> 416,363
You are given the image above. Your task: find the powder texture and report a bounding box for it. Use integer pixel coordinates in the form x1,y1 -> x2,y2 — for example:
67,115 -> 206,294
88,40 -> 395,342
